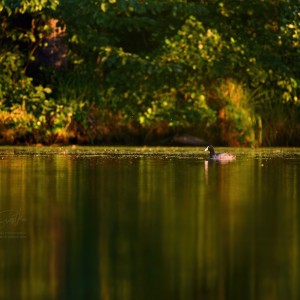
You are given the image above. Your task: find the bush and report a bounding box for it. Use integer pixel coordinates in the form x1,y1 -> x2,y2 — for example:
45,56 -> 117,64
0,0 -> 299,145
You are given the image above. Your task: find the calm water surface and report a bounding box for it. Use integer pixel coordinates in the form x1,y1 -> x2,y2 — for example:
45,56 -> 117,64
0,146 -> 299,300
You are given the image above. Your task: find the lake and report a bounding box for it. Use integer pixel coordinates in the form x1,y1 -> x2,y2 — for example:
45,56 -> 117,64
0,146 -> 299,300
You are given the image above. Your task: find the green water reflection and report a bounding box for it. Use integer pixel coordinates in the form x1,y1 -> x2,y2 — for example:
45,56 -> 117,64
0,147 -> 299,300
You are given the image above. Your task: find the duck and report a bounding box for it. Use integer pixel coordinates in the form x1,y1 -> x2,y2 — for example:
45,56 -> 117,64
204,145 -> 236,160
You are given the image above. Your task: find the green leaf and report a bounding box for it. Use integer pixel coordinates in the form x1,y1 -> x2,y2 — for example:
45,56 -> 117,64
43,87 -> 52,94
101,3 -> 107,12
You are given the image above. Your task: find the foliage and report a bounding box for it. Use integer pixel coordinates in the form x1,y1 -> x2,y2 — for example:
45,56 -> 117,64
0,0 -> 299,145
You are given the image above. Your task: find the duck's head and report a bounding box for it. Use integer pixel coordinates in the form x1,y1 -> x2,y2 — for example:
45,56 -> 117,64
204,145 -> 214,152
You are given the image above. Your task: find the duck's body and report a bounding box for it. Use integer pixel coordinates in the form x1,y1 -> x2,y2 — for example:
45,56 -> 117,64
205,145 -> 236,161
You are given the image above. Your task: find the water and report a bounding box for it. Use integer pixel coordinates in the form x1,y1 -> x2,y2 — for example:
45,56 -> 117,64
0,146 -> 299,300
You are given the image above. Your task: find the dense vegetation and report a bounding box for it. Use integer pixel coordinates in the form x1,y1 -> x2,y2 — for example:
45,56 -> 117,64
1,0 -> 299,145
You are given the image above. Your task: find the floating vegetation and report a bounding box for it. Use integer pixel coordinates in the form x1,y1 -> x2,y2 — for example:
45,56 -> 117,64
0,146 -> 299,163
